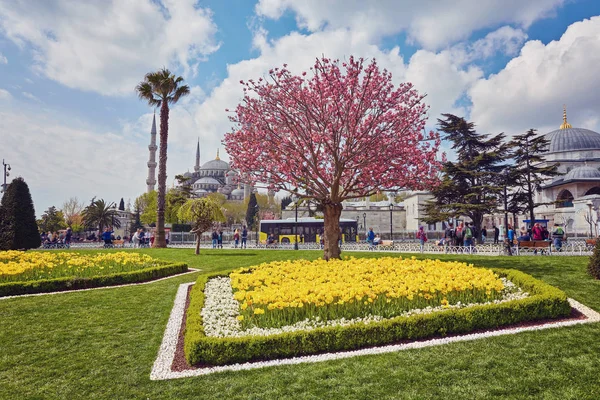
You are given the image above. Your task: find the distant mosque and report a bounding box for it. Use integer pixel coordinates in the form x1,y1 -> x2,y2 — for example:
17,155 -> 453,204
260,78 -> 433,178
145,114 -> 253,201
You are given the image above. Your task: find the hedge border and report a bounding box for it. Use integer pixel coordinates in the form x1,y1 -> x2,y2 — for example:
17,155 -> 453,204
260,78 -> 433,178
0,262 -> 188,297
184,268 -> 571,366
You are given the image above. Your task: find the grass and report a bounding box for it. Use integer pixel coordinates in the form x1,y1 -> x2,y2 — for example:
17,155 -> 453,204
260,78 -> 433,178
1,249 -> 600,399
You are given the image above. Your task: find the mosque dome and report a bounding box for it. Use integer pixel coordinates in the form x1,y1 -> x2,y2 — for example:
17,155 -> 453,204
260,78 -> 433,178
196,177 -> 221,185
544,107 -> 600,153
200,149 -> 229,171
564,166 -> 600,181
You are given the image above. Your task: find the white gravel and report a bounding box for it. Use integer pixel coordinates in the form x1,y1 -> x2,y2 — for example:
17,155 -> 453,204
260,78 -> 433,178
150,283 -> 600,380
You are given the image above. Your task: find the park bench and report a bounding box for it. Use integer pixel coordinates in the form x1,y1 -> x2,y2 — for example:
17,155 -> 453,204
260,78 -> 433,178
517,240 -> 551,255
378,240 -> 395,250
586,239 -> 598,250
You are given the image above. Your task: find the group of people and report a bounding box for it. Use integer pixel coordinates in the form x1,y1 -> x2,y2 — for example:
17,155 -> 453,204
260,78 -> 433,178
130,228 -> 153,248
505,222 -> 566,250
41,228 -> 73,248
212,226 -> 249,248
440,222 -> 480,250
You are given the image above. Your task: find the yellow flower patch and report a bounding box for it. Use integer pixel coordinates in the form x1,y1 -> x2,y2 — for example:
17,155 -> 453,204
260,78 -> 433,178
0,251 -> 161,283
230,256 -> 505,328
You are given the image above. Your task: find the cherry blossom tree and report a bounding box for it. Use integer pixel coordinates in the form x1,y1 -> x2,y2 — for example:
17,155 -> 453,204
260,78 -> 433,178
224,56 -> 441,260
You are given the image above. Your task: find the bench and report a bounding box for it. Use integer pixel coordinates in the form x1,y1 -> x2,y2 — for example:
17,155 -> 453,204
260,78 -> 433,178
517,240 -> 551,255
586,239 -> 598,249
371,240 -> 394,250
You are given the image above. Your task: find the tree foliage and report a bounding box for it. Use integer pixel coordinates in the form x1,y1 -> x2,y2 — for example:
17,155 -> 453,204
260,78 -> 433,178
61,197 -> 85,232
507,129 -> 561,227
422,114 -> 508,242
37,206 -> 67,233
136,191 -> 157,226
245,193 -> 259,229
224,56 -> 440,259
82,199 -> 121,232
0,177 -> 41,250
177,198 -> 225,254
136,68 -> 190,248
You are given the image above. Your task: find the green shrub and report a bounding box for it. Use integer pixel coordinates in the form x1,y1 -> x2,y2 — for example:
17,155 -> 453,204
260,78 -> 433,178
0,177 -> 41,250
588,238 -> 600,279
184,268 -> 571,366
0,262 -> 188,297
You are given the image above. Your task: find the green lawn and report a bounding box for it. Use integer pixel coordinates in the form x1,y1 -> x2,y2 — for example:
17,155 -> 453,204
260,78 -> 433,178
1,249 -> 600,399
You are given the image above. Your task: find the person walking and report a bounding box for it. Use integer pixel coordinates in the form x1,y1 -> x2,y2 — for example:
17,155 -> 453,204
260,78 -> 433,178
233,229 -> 240,248
455,222 -> 464,247
416,226 -> 427,253
131,229 -> 140,248
463,223 -> 474,249
552,224 -> 565,252
241,226 -> 248,249
444,223 -> 455,253
493,225 -> 500,244
367,228 -> 375,250
64,227 -> 72,248
481,226 -> 487,244
217,230 -> 223,249
102,227 -> 114,248
211,230 -> 218,248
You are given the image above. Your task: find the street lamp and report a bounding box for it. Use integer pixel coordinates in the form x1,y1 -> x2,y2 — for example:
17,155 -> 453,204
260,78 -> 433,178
363,212 -> 367,236
294,198 -> 299,250
587,200 -> 594,238
1,159 -> 11,193
389,203 -> 394,241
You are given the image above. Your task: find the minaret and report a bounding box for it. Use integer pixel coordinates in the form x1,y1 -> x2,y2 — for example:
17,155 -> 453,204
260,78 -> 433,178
194,138 -> 200,172
560,105 -> 572,129
146,113 -> 158,192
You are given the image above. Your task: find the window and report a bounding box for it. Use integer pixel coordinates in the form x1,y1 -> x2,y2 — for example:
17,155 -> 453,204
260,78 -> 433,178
585,187 -> 600,196
556,190 -> 574,208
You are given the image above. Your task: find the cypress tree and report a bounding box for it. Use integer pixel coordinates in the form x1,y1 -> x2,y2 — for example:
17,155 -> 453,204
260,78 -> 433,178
0,177 -> 41,250
507,129 -> 560,228
119,198 -> 125,211
422,114 -> 508,242
245,193 -> 259,229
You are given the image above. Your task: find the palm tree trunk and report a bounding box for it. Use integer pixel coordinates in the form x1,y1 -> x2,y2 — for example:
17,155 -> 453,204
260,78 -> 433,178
154,102 -> 169,248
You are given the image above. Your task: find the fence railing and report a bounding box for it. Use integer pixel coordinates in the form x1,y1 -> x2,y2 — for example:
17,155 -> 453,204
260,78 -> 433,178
38,240 -> 595,256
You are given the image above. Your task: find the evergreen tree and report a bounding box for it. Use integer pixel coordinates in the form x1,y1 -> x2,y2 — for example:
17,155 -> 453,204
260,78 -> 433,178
422,114 -> 508,242
507,129 -> 560,228
119,198 -> 125,211
129,202 -> 143,235
37,206 -> 67,233
0,177 -> 41,250
245,193 -> 259,229
281,196 -> 293,212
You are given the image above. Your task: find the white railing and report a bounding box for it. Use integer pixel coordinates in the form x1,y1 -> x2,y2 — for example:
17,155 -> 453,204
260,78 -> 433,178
38,241 -> 594,256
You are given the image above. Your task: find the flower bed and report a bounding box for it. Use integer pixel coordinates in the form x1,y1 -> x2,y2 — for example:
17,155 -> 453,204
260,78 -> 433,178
230,257 -> 506,328
0,251 -> 188,297
185,258 -> 571,366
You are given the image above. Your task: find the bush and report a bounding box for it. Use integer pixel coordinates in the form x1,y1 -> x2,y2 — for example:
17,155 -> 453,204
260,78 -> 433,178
184,268 -> 571,366
588,238 -> 600,279
0,178 -> 41,250
0,262 -> 188,297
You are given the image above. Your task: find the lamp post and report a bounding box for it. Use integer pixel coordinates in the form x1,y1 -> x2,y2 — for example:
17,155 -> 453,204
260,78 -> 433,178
294,199 -> 299,250
363,212 -> 367,236
503,168 -> 512,255
587,200 -> 594,238
1,159 -> 11,193
389,203 -> 394,241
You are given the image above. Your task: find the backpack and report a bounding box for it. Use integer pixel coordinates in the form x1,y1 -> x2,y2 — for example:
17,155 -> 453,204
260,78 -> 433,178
464,227 -> 473,239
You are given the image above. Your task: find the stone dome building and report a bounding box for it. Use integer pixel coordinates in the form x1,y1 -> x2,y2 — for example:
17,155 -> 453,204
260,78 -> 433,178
535,108 -> 600,234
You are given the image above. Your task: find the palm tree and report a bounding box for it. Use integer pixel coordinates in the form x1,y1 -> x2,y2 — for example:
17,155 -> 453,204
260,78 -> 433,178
82,199 -> 121,232
136,68 -> 190,248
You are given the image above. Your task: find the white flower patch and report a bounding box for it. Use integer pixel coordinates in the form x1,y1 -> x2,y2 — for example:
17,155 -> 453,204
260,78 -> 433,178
201,276 -> 529,338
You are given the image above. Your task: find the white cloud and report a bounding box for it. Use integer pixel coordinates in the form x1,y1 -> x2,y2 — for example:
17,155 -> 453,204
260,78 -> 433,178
0,108 -> 150,216
24,78 -> 33,84
0,0 -> 219,96
255,0 -> 564,50
0,52 -> 7,64
21,92 -> 40,102
469,16 -> 600,135
0,88 -> 10,100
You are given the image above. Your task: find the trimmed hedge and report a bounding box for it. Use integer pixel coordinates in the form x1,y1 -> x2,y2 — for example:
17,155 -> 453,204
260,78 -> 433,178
0,262 -> 188,297
184,268 -> 571,366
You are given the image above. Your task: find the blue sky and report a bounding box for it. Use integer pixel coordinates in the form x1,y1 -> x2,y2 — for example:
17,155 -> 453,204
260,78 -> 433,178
1,0 -> 600,215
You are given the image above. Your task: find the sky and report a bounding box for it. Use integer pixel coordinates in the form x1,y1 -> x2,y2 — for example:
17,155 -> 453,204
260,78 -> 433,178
2,0 -> 600,216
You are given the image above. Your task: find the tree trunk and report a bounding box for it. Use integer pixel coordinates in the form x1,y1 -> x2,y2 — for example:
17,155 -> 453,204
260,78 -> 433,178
195,233 -> 200,255
154,102 -> 169,248
323,201 -> 343,260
